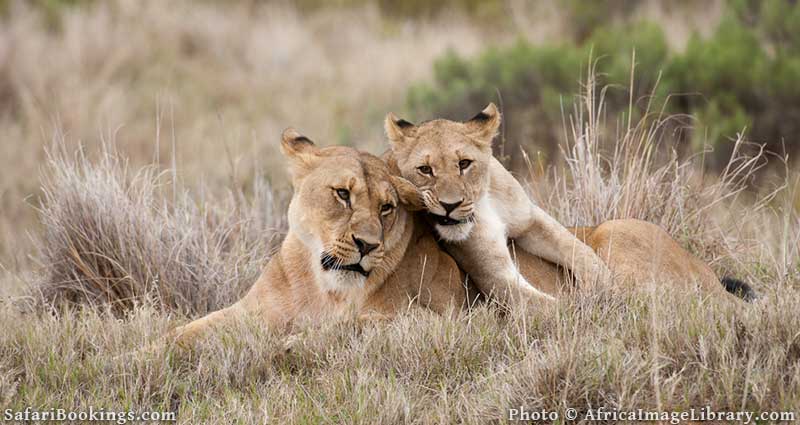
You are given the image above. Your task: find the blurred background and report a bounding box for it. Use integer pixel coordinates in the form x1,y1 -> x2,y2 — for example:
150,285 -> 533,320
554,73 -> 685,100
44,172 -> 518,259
1,0 -> 798,292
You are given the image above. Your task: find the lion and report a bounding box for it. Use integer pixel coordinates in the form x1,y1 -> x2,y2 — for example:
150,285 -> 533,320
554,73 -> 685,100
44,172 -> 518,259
513,219 -> 756,301
169,129 -> 480,346
383,103 -> 611,305
170,127 -> 755,347
382,103 -> 755,303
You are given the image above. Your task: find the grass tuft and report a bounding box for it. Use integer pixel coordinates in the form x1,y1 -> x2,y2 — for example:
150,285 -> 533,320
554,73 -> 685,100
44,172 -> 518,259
33,139 -> 286,315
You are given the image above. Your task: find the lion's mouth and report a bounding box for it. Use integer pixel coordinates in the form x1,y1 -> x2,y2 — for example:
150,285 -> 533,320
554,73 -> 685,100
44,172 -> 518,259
427,212 -> 469,226
320,254 -> 370,277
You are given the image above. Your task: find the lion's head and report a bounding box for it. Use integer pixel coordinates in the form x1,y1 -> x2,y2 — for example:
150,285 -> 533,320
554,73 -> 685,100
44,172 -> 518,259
281,128 -> 422,291
384,103 -> 500,241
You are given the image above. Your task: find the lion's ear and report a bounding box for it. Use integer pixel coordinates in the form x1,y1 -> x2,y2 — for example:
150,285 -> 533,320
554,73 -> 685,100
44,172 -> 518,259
465,103 -> 501,147
384,113 -> 416,149
280,128 -> 320,183
390,175 -> 425,211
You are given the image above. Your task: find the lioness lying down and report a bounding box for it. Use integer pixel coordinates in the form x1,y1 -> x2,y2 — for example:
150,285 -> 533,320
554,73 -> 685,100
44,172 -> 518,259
170,129 -> 479,344
170,131 -> 753,346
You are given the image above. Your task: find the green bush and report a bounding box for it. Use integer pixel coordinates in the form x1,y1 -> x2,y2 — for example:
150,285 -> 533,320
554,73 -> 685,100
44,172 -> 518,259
408,42 -> 583,119
667,5 -> 800,164
589,22 -> 669,103
407,23 -> 672,167
291,0 -> 508,22
731,0 -> 800,55
407,2 -> 800,170
408,41 -> 585,167
0,0 -> 95,30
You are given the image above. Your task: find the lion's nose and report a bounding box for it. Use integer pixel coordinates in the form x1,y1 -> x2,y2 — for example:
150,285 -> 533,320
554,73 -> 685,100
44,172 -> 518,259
353,235 -> 380,256
439,200 -> 463,215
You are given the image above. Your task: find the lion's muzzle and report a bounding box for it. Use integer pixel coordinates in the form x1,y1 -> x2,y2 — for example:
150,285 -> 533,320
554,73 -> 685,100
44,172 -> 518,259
427,212 -> 470,226
320,253 -> 371,277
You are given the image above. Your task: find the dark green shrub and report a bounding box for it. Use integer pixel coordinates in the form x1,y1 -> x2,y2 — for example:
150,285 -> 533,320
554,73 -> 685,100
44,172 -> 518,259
667,8 -> 800,164
665,17 -> 767,162
408,2 -> 800,170
0,0 -> 94,27
589,22 -> 670,106
407,24 -> 672,168
731,0 -> 800,55
292,0 -> 507,22
407,41 -> 586,167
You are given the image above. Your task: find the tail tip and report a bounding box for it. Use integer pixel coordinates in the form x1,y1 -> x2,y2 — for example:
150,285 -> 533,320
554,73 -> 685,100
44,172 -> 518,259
721,277 -> 758,302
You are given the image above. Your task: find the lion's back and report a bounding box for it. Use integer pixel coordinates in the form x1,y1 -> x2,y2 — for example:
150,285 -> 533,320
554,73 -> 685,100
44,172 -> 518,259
587,219 -> 723,293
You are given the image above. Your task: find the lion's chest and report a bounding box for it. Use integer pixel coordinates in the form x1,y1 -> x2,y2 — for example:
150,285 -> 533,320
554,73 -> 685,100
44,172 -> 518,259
475,195 -> 509,238
311,285 -> 369,319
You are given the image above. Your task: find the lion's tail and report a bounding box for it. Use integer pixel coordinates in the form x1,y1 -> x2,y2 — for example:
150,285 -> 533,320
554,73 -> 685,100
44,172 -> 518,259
720,277 -> 758,302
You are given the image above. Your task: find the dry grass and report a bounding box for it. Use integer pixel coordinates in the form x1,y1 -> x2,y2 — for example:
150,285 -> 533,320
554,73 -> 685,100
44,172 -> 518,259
3,288 -> 800,423
0,0 -> 489,275
526,70 -> 794,287
2,76 -> 799,422
1,1 -> 798,424
33,138 -> 286,315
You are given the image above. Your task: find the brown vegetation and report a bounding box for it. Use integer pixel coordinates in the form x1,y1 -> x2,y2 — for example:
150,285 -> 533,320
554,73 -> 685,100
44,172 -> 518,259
1,1 -> 798,423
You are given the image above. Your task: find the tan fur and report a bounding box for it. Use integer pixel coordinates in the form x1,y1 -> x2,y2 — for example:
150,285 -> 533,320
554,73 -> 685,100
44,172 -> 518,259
170,130 -> 478,346
175,215 -> 733,344
515,219 -> 728,298
575,219 -> 725,294
384,104 -> 610,306
171,132 -> 730,345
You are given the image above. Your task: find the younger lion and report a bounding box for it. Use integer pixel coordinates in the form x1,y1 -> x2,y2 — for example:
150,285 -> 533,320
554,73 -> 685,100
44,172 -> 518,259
384,104 -> 610,305
170,129 -> 478,345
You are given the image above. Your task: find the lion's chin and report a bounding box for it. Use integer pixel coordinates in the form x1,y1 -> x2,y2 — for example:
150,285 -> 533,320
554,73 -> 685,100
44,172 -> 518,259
320,269 -> 368,292
336,270 -> 368,287
434,221 -> 474,242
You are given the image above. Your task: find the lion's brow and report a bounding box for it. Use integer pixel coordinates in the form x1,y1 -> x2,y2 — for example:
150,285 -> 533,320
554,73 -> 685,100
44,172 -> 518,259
357,158 -> 374,204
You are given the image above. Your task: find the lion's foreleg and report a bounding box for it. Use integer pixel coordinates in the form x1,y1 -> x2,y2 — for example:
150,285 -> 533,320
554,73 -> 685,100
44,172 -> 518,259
448,221 -> 555,307
513,204 -> 611,287
167,305 -> 243,348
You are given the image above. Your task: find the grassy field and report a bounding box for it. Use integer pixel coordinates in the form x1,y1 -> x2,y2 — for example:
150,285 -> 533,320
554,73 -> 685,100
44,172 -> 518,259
2,1 -> 799,424
3,76 -> 799,423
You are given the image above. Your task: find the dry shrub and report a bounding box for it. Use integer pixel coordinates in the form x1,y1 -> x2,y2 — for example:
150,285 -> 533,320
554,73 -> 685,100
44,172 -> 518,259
34,138 -> 286,316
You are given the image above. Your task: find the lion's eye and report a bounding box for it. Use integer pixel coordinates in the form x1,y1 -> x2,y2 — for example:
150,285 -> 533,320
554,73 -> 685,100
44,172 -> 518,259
417,165 -> 433,176
380,203 -> 394,215
458,159 -> 473,170
336,189 -> 350,202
